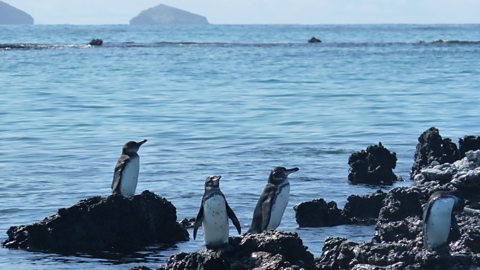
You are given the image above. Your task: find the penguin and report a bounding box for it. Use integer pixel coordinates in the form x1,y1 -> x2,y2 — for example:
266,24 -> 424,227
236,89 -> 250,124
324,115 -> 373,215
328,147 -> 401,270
423,191 -> 464,250
111,139 -> 147,197
193,176 -> 241,249
248,167 -> 299,233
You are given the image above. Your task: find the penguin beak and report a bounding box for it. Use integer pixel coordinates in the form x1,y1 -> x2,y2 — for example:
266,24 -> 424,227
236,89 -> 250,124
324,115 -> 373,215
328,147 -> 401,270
286,167 -> 299,175
138,139 -> 147,146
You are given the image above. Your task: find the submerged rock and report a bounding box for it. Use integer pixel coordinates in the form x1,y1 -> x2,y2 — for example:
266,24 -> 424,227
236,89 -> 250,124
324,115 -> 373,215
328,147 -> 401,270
295,191 -> 386,227
348,143 -> 398,185
3,191 -> 188,253
308,37 -> 322,43
159,231 -> 315,270
411,127 -> 460,179
88,39 -> 103,46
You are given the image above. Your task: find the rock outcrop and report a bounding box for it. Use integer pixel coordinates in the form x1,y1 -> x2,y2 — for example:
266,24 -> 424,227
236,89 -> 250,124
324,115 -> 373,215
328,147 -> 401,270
130,4 -> 209,25
294,190 -> 386,227
316,150 -> 480,269
158,231 -> 315,270
348,143 -> 399,185
3,191 -> 188,253
411,127 -> 460,178
0,1 -> 34,24
459,136 -> 480,158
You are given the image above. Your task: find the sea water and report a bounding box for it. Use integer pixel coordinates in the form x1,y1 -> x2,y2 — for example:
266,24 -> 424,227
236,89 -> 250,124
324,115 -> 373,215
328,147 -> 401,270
1,24 -> 480,269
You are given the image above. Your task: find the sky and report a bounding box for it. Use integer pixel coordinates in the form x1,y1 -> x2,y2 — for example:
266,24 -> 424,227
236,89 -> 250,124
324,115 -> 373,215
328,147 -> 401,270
5,0 -> 480,25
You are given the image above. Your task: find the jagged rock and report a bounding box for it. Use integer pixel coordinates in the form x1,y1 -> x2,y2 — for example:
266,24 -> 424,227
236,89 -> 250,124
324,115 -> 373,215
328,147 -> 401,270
0,1 -> 34,24
294,199 -> 347,227
348,143 -> 399,185
343,190 -> 387,223
308,37 -> 321,43
295,191 -> 387,227
413,150 -> 480,204
130,4 -> 209,25
376,187 -> 424,223
459,136 -> 480,158
88,39 -> 103,46
180,217 -> 195,229
411,127 -> 460,179
3,191 -> 188,253
317,227 -> 479,270
159,231 -> 315,270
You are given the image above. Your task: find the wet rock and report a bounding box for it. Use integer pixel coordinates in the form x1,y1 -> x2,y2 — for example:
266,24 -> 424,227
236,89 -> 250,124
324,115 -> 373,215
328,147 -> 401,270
413,150 -> 480,203
308,37 -> 321,43
88,39 -> 103,46
294,199 -> 347,227
160,231 -> 315,270
376,187 -> 424,223
459,136 -> 480,158
3,191 -> 188,253
295,191 -> 387,227
316,234 -> 478,270
343,190 -> 387,224
180,217 -> 195,229
348,142 -> 399,185
411,127 -> 460,179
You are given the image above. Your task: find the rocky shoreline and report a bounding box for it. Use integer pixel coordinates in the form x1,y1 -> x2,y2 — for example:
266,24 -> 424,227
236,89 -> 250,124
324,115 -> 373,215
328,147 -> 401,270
3,127 -> 480,269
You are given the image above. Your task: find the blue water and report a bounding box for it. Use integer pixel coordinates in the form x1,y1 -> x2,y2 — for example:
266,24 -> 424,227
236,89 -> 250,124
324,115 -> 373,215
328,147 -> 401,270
1,24 -> 480,269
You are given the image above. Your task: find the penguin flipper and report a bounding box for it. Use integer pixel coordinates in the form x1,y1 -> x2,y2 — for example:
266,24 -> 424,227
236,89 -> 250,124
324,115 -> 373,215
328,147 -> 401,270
193,205 -> 204,240
226,201 -> 241,234
422,201 -> 432,249
112,155 -> 130,194
249,184 -> 276,233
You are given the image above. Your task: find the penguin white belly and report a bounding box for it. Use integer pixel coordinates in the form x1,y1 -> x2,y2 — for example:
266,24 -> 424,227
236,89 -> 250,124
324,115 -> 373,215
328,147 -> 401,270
426,199 -> 455,249
203,195 -> 229,247
267,184 -> 290,230
120,157 -> 139,197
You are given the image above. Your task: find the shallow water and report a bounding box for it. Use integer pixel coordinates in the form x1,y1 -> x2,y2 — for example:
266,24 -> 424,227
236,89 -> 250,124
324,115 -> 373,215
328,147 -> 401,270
1,24 -> 480,269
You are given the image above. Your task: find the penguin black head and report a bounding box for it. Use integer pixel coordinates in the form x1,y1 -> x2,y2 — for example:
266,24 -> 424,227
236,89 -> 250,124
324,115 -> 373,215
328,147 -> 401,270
122,139 -> 147,155
205,175 -> 221,189
268,167 -> 299,184
429,191 -> 464,212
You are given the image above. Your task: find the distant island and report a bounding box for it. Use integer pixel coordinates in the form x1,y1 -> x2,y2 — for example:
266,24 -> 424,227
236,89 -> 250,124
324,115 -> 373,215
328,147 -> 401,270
0,1 -> 33,24
130,4 -> 209,25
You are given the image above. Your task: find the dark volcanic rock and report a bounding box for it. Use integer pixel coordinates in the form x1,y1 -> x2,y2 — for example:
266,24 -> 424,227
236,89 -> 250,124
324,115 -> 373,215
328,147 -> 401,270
376,187 -> 423,223
295,191 -> 387,227
411,127 -> 460,179
160,231 -> 315,270
0,1 -> 34,24
130,4 -> 209,25
3,191 -> 188,253
317,212 -> 480,270
343,190 -> 387,223
294,199 -> 347,227
348,142 -> 398,185
459,136 -> 480,158
308,37 -> 322,43
314,145 -> 480,269
88,39 -> 103,46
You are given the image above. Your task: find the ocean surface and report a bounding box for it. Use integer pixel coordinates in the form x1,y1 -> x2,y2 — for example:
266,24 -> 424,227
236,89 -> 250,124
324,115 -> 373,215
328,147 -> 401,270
1,24 -> 480,269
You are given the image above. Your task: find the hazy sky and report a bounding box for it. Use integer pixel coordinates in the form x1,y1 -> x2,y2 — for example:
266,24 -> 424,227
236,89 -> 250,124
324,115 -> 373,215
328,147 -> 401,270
6,0 -> 480,25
